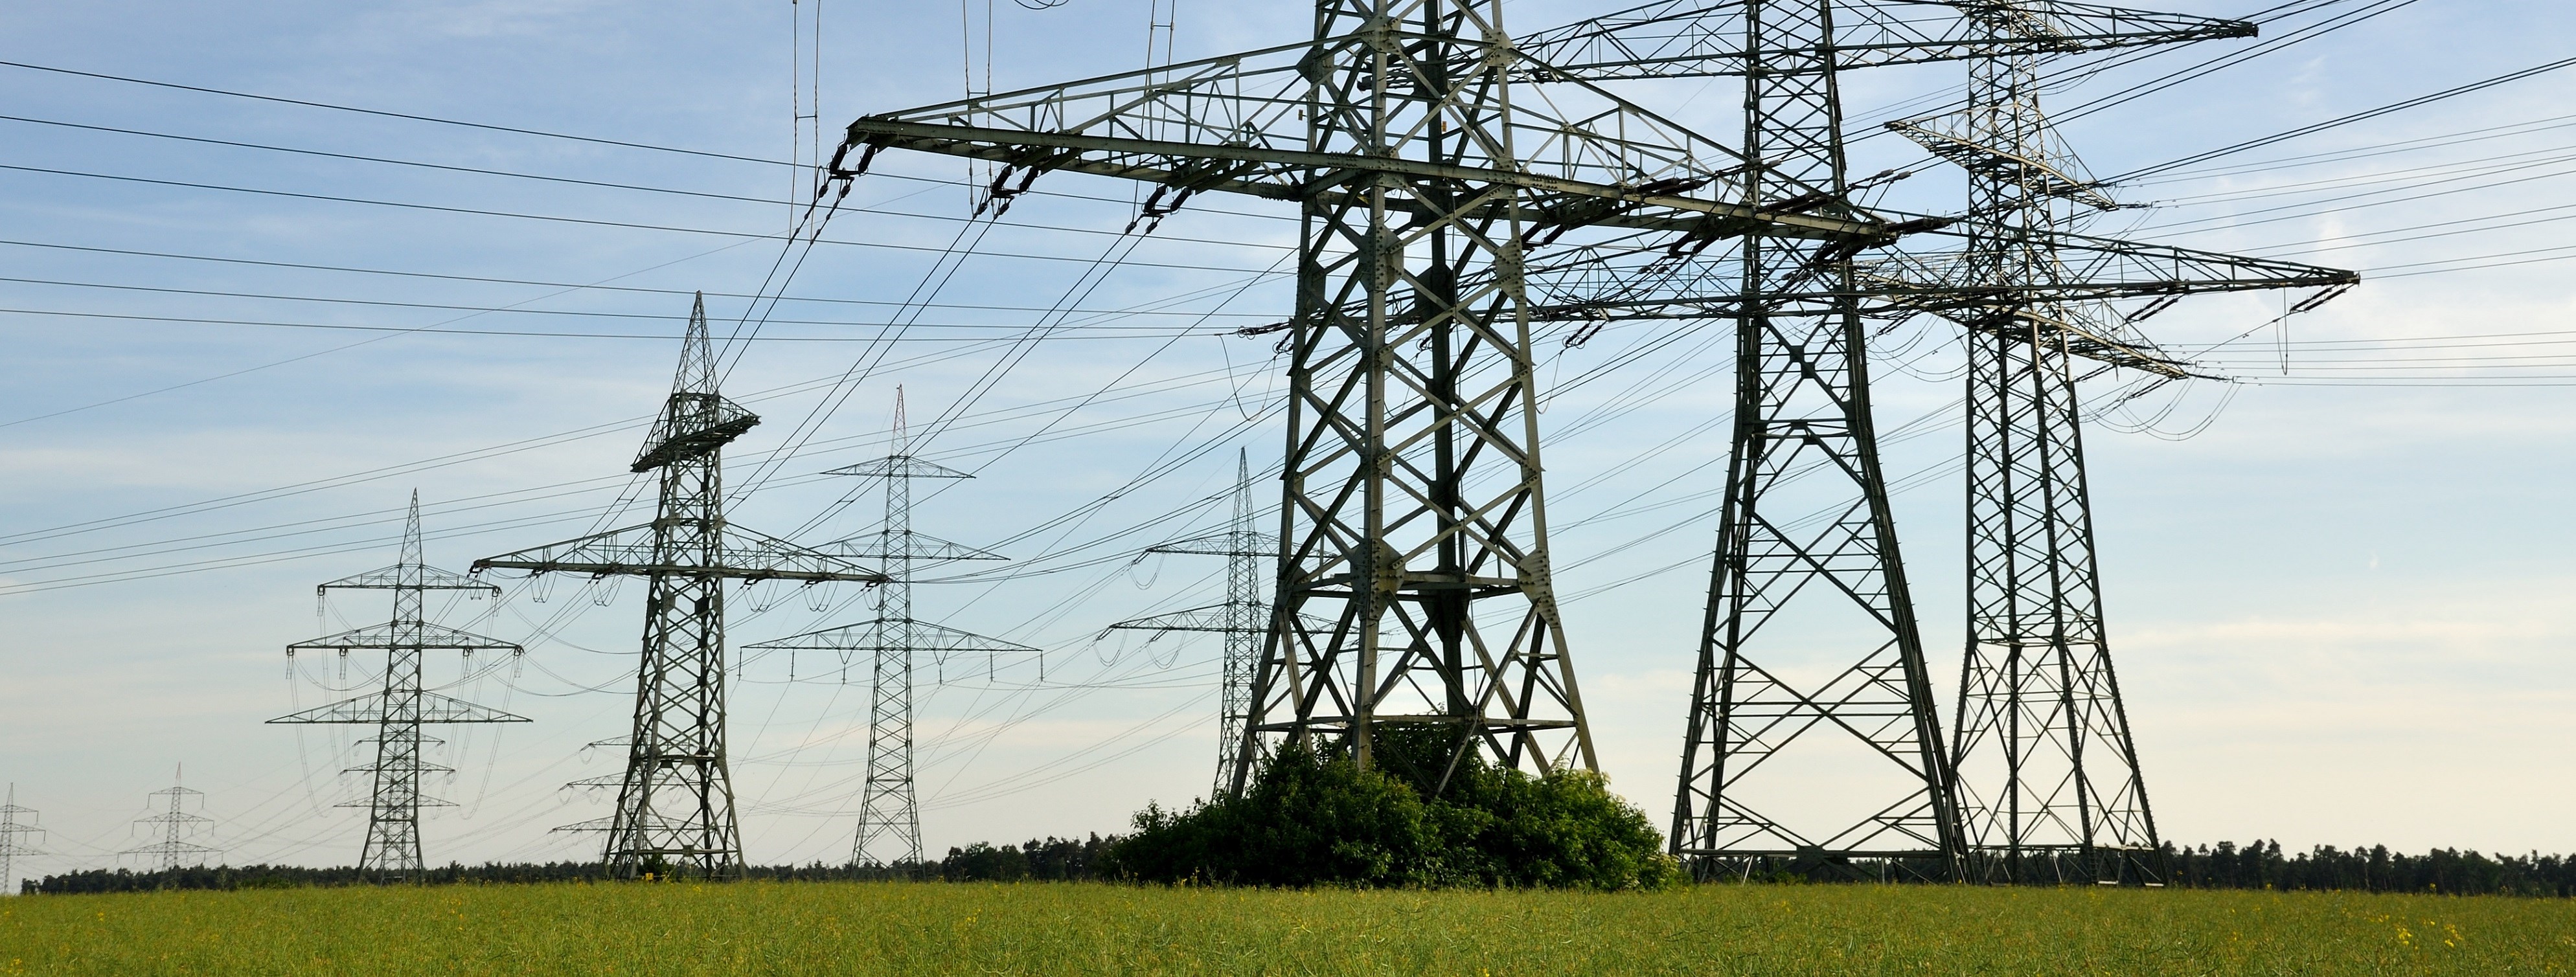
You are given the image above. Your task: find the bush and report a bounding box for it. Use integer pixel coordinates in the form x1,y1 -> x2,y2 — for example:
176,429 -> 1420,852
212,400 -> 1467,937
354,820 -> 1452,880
1105,726 -> 1680,890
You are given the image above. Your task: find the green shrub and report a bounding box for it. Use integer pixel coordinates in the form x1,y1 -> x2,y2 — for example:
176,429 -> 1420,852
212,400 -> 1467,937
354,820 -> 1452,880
1106,726 -> 1680,890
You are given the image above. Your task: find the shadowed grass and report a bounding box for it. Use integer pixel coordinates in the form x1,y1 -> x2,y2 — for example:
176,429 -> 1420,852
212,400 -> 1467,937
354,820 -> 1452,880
3,881 -> 2571,974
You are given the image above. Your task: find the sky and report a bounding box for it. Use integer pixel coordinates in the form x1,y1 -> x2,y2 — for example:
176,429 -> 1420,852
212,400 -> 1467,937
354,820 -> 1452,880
1,0 -> 2571,884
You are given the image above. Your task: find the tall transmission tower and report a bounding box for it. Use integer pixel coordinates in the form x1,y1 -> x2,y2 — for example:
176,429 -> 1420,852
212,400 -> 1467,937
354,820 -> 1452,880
0,785 -> 42,895
125,769 -> 218,873
1669,0 -> 1972,881
269,492 -> 527,881
475,294 -> 885,880
819,1 -> 2356,823
1944,47 -> 2164,884
818,0 -> 1935,787
1108,449 -> 1272,796
1488,0 -> 2353,880
1884,4 -> 2345,886
748,390 -> 1023,871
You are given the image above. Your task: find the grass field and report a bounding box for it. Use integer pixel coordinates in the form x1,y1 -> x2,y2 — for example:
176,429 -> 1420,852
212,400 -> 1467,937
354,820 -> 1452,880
3,882 -> 2572,974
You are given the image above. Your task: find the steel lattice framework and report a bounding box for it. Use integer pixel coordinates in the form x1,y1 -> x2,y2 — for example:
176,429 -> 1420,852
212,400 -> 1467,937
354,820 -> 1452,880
821,0 -> 1943,787
1663,0 -> 1972,881
475,295 -> 885,879
1889,5 -> 2259,886
1108,450 -> 1274,796
0,785 -> 41,894
1431,0 -> 2354,880
269,492 -> 526,880
748,392 -> 1021,872
123,772 -> 216,872
814,0 -> 2359,860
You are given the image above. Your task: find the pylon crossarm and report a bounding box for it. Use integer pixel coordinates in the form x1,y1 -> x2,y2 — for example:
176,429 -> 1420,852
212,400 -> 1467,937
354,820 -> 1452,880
315,562 -> 499,596
1886,216 -> 2361,298
269,690 -> 530,724
850,120 -> 1873,241
746,618 -> 1038,655
826,456 -> 973,479
336,796 -> 459,810
632,392 -> 758,473
834,32 -> 1893,241
288,620 -> 522,655
341,761 -> 458,776
472,523 -> 887,585
123,842 -> 219,855
1106,606 -> 1331,636
1888,119 -> 2121,211
1496,217 -> 2353,317
1143,530 -> 1275,558
1105,605 -> 1235,634
1516,0 -> 2252,81
829,530 -> 1008,563
1906,299 -> 2204,380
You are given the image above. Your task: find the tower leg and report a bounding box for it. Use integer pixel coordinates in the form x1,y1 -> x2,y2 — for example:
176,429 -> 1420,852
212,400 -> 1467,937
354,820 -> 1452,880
606,436 -> 743,880
1237,0 -> 1594,789
1947,45 -> 2165,888
1670,0 -> 1963,881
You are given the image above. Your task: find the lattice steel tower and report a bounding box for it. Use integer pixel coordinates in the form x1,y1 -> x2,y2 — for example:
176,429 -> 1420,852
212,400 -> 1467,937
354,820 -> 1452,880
1948,45 -> 2164,883
821,0 -> 1911,787
821,1 -> 2353,818
1670,0 -> 1972,881
269,492 -> 527,879
0,785 -> 42,895
749,390 -> 1023,871
124,769 -> 217,871
1108,450 -> 1272,796
475,294 -> 885,879
1488,0 -> 2349,881
1884,3 -> 2316,885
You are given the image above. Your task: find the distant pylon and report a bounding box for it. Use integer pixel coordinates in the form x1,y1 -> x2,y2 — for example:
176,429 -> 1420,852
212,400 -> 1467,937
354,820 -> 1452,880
1917,16 -> 2178,887
475,293 -> 885,879
749,388 -> 1023,871
269,491 -> 528,881
1106,449 -> 1271,796
0,784 -> 43,895
125,767 -> 218,872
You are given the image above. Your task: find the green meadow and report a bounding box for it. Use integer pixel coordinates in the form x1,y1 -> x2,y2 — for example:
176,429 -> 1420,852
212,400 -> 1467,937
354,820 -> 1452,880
3,881 -> 2571,975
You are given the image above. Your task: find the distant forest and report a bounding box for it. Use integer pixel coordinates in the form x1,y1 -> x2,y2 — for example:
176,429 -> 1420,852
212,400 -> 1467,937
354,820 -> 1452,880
26,838 -> 2576,897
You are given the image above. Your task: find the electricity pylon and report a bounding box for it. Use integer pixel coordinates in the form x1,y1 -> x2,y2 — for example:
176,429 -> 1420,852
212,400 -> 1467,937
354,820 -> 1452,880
269,491 -> 527,881
748,390 -> 1022,872
1107,450 -> 1272,796
820,0 -> 1942,787
822,1 -> 2356,832
1473,0 -> 2354,880
1941,52 -> 2166,884
125,769 -> 217,872
474,293 -> 886,879
0,785 -> 42,895
1884,4 -> 2329,886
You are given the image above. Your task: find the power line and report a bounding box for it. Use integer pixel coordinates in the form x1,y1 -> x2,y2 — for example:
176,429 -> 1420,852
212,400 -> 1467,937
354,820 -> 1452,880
2053,0 -> 2430,126
0,58 -> 1297,222
0,163 -> 1294,273
0,58 -> 788,165
2103,54 -> 2576,183
2134,112 -> 2576,185
0,239 -> 1272,317
0,113 -> 1290,253
0,306 -> 1224,342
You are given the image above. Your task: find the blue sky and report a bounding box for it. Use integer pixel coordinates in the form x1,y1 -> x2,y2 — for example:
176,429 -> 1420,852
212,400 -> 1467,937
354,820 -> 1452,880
1,0 -> 2571,879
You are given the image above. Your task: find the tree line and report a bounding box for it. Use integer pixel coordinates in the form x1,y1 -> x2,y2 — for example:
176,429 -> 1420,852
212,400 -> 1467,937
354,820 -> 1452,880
2164,840 -> 2576,897
19,844 -> 1108,895
27,839 -> 2576,897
